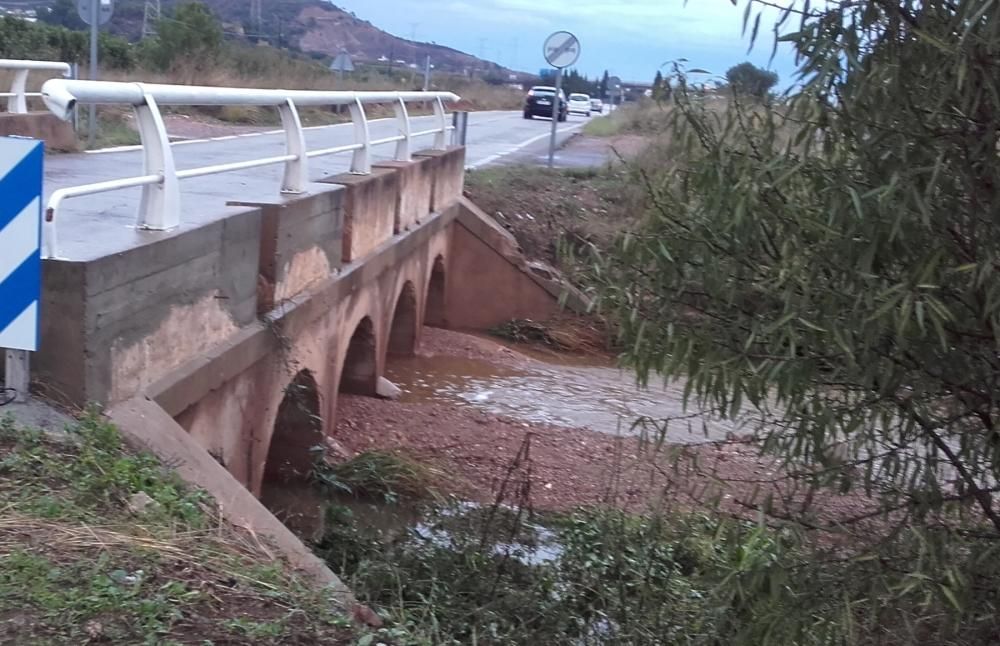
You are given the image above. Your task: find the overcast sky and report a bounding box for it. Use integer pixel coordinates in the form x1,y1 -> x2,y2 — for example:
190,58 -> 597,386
330,0 -> 797,85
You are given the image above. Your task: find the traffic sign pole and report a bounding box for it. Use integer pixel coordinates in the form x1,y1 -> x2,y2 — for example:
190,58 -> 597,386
541,30 -> 579,169
547,68 -> 562,168
87,0 -> 98,148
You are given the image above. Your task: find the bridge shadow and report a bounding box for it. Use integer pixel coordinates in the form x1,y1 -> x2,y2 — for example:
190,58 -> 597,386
340,316 -> 378,396
425,255 -> 446,328
260,369 -> 325,538
388,281 -> 418,357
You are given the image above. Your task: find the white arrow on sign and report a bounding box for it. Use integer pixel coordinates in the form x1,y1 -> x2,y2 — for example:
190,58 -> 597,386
543,31 -> 580,69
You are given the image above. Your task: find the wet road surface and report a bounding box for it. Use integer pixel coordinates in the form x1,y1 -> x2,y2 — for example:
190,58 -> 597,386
44,110 -> 591,260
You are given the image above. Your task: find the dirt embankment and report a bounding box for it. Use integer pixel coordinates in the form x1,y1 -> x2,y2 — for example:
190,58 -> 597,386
463,140 -> 648,268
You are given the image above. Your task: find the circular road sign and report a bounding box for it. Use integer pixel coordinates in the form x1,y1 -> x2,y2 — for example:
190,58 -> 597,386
543,31 -> 581,69
77,0 -> 114,25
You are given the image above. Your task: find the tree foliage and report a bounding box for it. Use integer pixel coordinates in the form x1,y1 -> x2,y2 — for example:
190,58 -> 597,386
583,0 -> 1000,640
560,68 -> 599,96
725,61 -> 778,99
37,0 -> 86,30
0,16 -> 134,68
144,2 -> 222,79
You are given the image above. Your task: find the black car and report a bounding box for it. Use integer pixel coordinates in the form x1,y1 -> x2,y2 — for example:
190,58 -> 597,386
523,86 -> 568,121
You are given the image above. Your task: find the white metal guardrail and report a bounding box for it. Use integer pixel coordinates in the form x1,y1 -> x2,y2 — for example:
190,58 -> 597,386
40,79 -> 460,259
0,59 -> 72,114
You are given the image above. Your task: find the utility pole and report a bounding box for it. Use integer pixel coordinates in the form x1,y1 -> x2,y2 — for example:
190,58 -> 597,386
409,22 -> 419,65
141,0 -> 160,38
250,0 -> 262,38
422,55 -> 431,91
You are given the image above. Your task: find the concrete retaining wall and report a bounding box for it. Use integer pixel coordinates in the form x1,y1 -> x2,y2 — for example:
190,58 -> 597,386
229,183 -> 345,313
36,206 -> 262,406
0,112 -> 77,152
444,198 -> 570,329
319,169 -> 398,262
415,146 -> 466,212
373,157 -> 434,233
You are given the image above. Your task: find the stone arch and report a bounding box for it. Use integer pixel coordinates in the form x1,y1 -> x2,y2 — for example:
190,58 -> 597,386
261,369 -> 323,487
340,316 -> 378,395
387,281 -> 419,356
425,254 -> 446,328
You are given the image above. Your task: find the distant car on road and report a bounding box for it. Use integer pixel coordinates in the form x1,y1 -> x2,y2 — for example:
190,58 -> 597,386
523,86 -> 567,121
590,97 -> 604,113
567,93 -> 592,116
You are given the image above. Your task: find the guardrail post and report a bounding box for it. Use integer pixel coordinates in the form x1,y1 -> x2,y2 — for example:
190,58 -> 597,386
452,111 -> 469,146
432,97 -> 448,150
7,69 -> 28,114
278,98 -> 307,193
349,98 -> 371,174
393,97 -> 412,162
134,91 -> 179,229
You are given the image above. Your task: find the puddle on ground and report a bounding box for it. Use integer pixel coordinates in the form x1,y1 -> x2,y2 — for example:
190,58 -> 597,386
262,480 -> 563,566
385,353 -> 743,443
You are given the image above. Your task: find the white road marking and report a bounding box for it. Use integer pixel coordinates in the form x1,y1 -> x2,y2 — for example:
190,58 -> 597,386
467,121 -> 585,169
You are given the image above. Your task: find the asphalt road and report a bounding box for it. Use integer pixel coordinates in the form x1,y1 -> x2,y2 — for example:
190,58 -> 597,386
44,110 -> 590,260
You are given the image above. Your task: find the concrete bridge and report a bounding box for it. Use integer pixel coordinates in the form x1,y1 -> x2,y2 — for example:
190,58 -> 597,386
4,75 -> 581,593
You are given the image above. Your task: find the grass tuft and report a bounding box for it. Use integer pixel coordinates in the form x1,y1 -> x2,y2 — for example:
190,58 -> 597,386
0,412 -> 357,644
313,451 -> 439,502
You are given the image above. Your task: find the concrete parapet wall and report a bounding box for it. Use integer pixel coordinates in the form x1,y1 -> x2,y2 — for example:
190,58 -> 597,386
36,206 -> 262,406
229,183 -> 344,313
0,112 -> 77,152
414,147 -> 466,212
319,169 -> 398,263
373,157 -> 434,233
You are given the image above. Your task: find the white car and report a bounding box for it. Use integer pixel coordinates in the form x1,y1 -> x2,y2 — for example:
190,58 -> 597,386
567,93 -> 591,116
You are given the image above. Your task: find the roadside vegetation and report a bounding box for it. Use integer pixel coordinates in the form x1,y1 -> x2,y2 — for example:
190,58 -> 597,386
0,2 -> 521,148
580,0 -> 1000,642
0,413 -> 358,644
466,1 -> 1000,643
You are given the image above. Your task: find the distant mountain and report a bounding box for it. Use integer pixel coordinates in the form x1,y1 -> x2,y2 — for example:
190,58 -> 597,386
56,0 -> 514,77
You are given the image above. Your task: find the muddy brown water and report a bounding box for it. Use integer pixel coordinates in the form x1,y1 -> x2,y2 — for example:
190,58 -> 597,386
385,352 -> 744,443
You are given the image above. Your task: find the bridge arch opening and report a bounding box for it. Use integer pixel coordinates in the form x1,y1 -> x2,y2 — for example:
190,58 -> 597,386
388,281 -> 418,356
340,316 -> 378,395
262,369 -> 323,487
425,255 -> 446,328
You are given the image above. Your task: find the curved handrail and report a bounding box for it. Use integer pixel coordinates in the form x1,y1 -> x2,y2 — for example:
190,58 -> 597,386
0,59 -> 71,114
40,79 -> 461,258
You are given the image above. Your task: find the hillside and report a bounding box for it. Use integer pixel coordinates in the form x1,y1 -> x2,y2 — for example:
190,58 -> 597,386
86,0 -> 512,76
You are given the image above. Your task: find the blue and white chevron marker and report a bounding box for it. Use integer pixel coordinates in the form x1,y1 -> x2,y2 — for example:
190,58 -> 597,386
0,137 -> 43,352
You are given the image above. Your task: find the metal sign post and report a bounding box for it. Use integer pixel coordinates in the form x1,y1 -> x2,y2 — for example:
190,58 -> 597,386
608,75 -> 622,108
78,0 -> 114,147
542,31 -> 580,169
547,68 -> 563,168
0,138 -> 43,403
